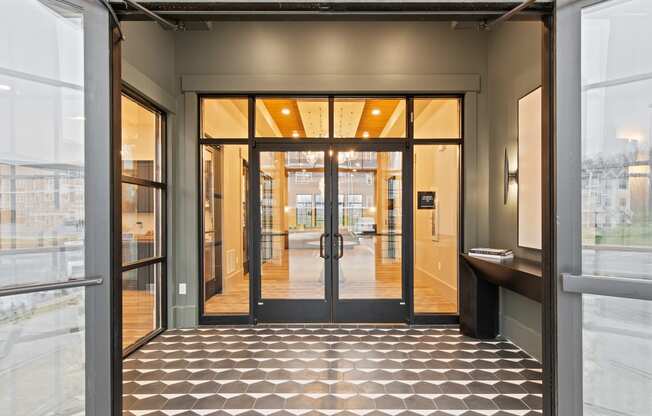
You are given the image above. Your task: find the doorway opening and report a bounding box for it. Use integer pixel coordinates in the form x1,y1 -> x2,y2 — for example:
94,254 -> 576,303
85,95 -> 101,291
198,95 -> 462,323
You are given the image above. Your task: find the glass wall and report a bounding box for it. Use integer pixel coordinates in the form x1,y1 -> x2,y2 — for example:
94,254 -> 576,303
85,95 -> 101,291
199,95 -> 462,318
413,145 -> 460,313
121,93 -> 165,351
581,1 -> 652,414
201,145 -> 251,314
0,0 -> 86,413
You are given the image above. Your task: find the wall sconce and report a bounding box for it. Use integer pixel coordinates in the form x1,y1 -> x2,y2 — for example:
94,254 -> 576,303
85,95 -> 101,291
503,148 -> 518,205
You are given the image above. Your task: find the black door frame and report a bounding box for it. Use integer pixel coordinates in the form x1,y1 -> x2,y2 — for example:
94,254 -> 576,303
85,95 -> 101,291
251,143 -> 334,322
329,142 -> 410,323
251,142 -> 412,323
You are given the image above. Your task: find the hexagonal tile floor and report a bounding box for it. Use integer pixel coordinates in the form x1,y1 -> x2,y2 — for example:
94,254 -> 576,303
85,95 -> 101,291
123,325 -> 542,416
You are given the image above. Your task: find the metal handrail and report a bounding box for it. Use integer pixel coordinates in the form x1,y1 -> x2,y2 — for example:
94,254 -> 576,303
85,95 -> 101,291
561,273 -> 652,301
0,276 -> 103,297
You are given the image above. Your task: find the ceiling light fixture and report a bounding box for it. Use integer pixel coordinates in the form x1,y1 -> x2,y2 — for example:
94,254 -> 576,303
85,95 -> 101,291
292,131 -> 300,138
362,131 -> 370,138
0,84 -> 11,91
371,108 -> 381,116
281,108 -> 291,115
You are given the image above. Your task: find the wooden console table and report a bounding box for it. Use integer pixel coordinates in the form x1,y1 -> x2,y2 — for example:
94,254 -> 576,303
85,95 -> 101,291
459,254 -> 542,339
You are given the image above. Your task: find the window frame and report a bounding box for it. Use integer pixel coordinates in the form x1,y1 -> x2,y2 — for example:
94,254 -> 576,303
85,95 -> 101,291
120,86 -> 168,357
197,93 -> 464,325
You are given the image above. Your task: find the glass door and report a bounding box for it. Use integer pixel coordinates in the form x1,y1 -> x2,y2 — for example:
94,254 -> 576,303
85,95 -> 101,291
254,149 -> 332,322
332,150 -> 407,322
0,0 -> 112,414
557,1 -> 652,415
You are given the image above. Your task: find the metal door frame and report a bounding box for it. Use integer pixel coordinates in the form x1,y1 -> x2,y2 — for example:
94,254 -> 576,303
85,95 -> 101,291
251,143 -> 334,323
329,142 -> 410,323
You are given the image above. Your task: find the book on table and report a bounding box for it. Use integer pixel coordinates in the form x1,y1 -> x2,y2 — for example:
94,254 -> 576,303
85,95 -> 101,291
468,248 -> 514,261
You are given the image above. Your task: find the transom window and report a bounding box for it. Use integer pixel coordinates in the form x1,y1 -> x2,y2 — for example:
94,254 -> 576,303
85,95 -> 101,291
199,96 -> 462,142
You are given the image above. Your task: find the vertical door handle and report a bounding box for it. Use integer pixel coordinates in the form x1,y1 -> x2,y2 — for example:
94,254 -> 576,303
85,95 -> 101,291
334,233 -> 344,259
319,233 -> 329,259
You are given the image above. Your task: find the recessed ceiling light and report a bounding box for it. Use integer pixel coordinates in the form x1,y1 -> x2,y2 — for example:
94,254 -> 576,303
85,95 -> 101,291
292,131 -> 300,138
362,131 -> 370,138
371,108 -> 381,116
0,84 -> 11,91
281,108 -> 291,115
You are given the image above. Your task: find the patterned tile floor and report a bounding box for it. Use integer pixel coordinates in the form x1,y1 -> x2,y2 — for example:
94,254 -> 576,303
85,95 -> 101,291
123,325 -> 543,416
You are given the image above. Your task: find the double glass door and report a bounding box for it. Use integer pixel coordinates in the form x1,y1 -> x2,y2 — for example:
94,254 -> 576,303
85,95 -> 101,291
254,147 -> 406,322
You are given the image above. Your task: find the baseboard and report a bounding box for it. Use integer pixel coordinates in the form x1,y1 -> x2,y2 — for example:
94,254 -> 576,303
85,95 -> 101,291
500,314 -> 542,361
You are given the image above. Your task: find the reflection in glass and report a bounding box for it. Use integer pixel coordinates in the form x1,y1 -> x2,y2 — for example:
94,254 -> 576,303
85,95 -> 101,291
413,145 -> 459,313
334,98 -> 406,138
122,95 -> 162,181
0,7 -> 85,289
201,98 -> 249,139
414,98 -> 462,139
581,2 -> 652,414
337,151 -> 402,299
256,98 -> 329,138
201,145 -> 250,314
0,289 -> 85,415
0,2 -> 86,414
122,264 -> 160,349
122,184 -> 161,264
260,152 -> 325,299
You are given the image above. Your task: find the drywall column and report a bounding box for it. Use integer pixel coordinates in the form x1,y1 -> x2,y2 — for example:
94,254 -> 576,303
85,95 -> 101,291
170,92 -> 199,327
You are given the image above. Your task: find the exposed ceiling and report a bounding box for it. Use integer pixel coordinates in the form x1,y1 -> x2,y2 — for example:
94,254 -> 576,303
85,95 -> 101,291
111,1 -> 553,22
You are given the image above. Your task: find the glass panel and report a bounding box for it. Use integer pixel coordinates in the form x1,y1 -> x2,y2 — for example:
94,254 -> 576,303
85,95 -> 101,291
122,94 -> 162,181
122,184 -> 162,264
255,98 -> 328,138
201,97 -> 248,139
0,288 -> 85,415
0,3 -> 84,288
122,263 -> 161,349
583,295 -> 652,415
0,0 -> 84,86
581,2 -> 652,415
201,145 -> 250,314
413,145 -> 460,313
260,151 -> 325,299
334,98 -> 406,139
582,0 -> 652,85
337,151 -> 402,299
414,98 -> 462,139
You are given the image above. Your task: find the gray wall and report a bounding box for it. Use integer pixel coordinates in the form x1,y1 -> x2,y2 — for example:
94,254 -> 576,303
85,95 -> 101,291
487,22 -> 543,360
122,22 -> 176,95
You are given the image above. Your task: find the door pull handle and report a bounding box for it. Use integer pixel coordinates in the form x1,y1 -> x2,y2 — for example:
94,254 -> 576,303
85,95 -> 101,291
319,233 -> 329,259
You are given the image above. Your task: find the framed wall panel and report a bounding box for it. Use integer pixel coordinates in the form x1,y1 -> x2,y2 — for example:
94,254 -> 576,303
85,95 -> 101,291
518,86 -> 543,250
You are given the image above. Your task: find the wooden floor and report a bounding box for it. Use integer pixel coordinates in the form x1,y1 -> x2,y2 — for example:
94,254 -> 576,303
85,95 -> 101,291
203,244 -> 457,315
122,289 -> 156,350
